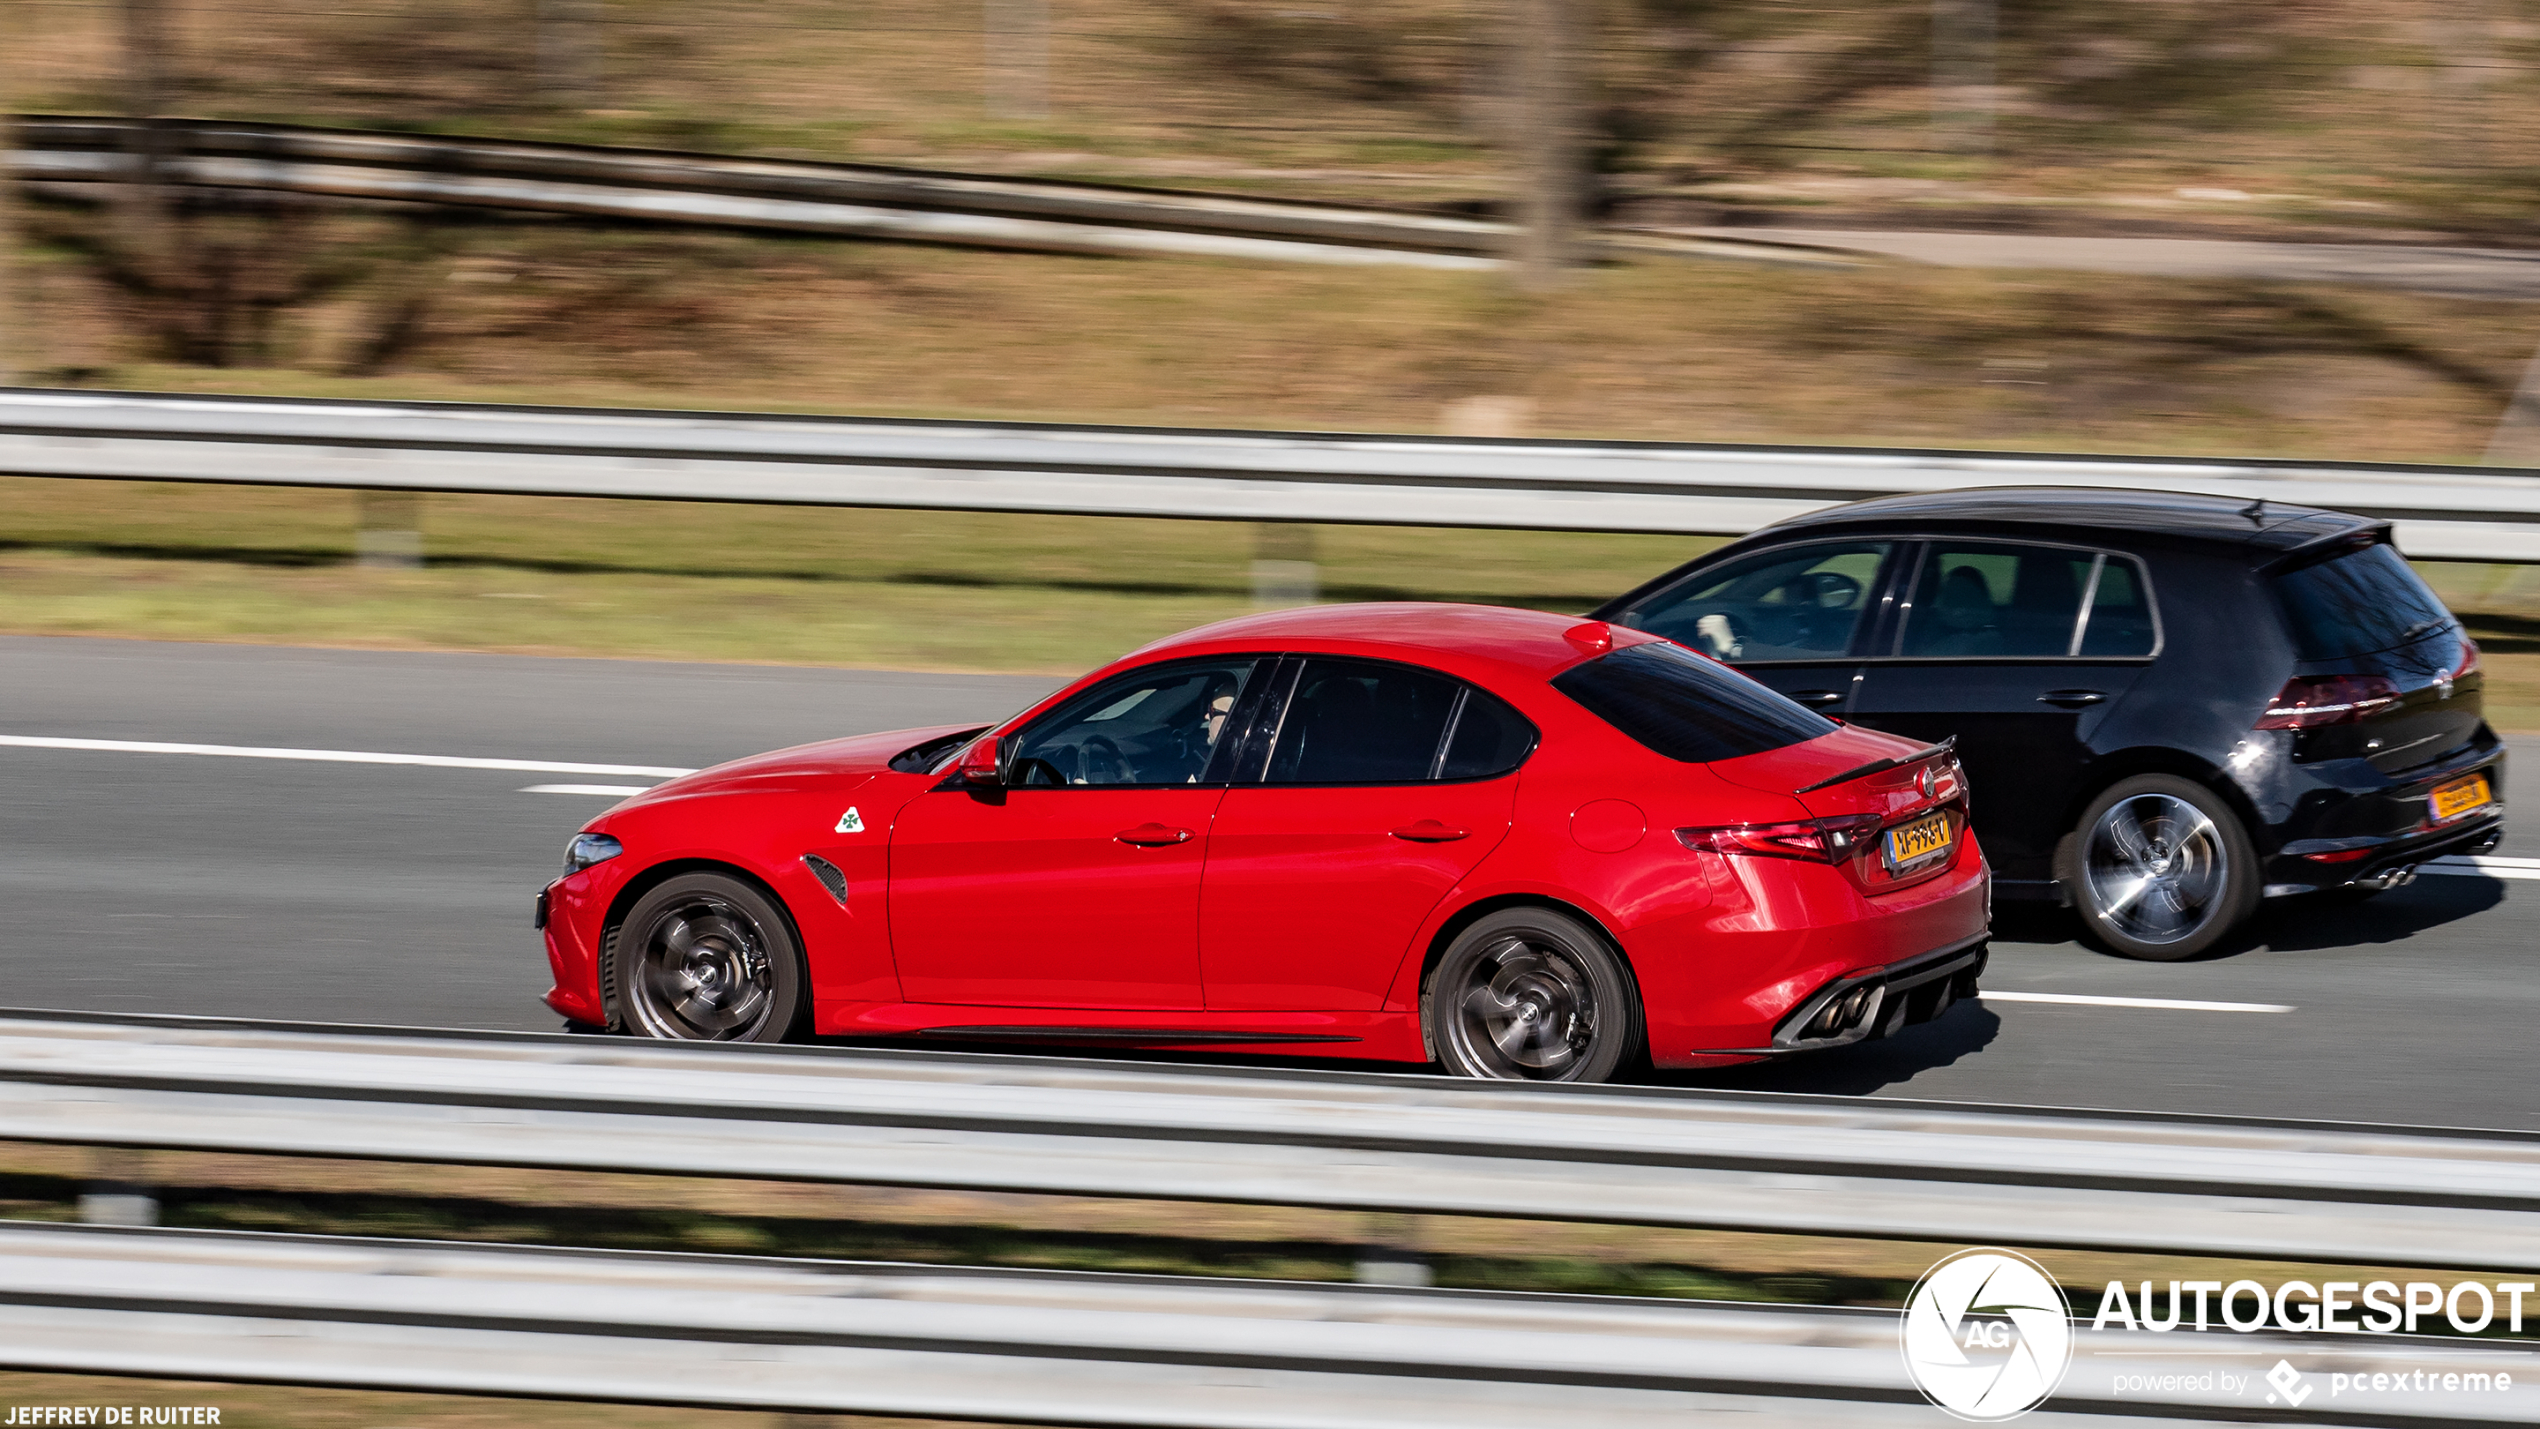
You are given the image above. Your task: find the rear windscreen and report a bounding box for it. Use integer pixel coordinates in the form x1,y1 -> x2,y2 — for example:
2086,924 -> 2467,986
2272,542 -> 2456,661
1552,640 -> 1837,763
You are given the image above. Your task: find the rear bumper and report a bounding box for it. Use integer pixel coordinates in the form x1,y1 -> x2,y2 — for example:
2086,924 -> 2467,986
1688,933 -> 1989,1057
2259,738 -> 2507,893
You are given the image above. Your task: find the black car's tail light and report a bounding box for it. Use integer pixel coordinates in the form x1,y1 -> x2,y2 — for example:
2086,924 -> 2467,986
2457,637 -> 2483,679
2254,672 -> 2402,730
1677,814 -> 1881,862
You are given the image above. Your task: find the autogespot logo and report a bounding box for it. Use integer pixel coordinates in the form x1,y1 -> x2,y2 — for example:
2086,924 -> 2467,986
1902,1249 -> 2076,1421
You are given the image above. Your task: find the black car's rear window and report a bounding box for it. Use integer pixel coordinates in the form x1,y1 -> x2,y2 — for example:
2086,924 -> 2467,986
1552,640 -> 1837,763
2273,542 -> 2456,661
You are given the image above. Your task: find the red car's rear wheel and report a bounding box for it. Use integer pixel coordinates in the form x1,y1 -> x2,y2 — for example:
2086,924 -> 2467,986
1428,908 -> 1642,1083
613,873 -> 807,1043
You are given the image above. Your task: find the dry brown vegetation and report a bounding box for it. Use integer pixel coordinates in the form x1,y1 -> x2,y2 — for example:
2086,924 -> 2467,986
17,0 -> 2540,228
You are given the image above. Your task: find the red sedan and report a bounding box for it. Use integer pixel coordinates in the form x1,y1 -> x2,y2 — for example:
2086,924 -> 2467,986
538,604 -> 1989,1081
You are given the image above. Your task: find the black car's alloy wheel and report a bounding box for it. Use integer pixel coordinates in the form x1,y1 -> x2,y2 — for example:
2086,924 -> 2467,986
613,873 -> 807,1042
1428,908 -> 1642,1083
2061,775 -> 2259,962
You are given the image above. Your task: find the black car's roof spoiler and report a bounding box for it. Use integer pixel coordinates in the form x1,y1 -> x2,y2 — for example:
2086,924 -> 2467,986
1794,735 -> 1957,795
2258,519 -> 2394,577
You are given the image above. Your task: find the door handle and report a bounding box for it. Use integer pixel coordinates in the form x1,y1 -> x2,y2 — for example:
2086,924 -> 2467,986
1390,820 -> 1470,842
1115,823 -> 1194,847
1789,690 -> 1845,707
2037,689 -> 2107,708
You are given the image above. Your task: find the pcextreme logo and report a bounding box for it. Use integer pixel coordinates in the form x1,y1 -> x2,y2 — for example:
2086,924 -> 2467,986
1901,1249 -> 2075,1422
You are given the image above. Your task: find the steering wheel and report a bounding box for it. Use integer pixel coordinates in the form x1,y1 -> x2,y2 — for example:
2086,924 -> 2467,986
1079,736 -> 1134,786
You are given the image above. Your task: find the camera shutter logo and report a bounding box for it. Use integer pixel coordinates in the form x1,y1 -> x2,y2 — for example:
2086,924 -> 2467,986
1901,1249 -> 2074,1421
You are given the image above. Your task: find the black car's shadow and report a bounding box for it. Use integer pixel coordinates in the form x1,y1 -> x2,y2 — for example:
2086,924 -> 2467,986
1993,875 -> 2507,962
1635,1001 -> 2003,1098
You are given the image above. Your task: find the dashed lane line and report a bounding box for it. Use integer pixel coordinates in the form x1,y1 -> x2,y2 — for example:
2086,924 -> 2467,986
0,734 -> 695,780
521,784 -> 656,797
1979,991 -> 2293,1014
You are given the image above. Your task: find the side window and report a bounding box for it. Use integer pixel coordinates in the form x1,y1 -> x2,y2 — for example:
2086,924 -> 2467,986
1006,658 -> 1260,787
1264,658 -> 1461,785
1899,543 -> 2095,659
2077,556 -> 2159,657
1618,542 -> 1890,662
1438,685 -> 1538,781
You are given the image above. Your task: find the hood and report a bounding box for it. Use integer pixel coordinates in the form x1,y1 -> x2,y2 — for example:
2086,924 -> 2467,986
614,722 -> 985,808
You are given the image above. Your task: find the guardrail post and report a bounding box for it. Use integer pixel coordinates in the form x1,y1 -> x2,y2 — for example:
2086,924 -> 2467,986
1251,523 -> 1318,608
1354,1212 -> 1431,1287
1931,0 -> 1997,155
985,0 -> 1051,121
356,488 -> 424,569
78,1147 -> 158,1227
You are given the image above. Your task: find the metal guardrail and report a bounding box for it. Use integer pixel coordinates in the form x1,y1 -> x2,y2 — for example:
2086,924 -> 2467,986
4,1222 -> 2532,1426
9,116 -> 1860,272
2,1012 -> 2536,1273
6,388 -> 2540,560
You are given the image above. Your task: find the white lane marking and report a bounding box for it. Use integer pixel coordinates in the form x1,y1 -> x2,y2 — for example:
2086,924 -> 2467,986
521,784 -> 654,797
2421,855 -> 2540,881
1980,991 -> 2293,1014
0,735 -> 694,779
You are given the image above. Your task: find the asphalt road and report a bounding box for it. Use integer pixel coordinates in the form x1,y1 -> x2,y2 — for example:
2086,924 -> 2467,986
3,635 -> 2530,1130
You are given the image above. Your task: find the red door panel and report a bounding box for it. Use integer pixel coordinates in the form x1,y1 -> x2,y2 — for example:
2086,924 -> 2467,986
889,786 -> 1222,1008
1201,780 -> 1515,1010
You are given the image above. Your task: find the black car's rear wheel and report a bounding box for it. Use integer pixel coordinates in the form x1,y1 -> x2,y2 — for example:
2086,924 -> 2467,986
613,873 -> 807,1042
2060,775 -> 2258,962
1427,908 -> 1641,1083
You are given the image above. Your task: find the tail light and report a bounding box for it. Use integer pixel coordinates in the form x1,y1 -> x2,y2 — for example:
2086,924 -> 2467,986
2458,638 -> 2482,679
1677,814 -> 1882,862
2254,672 -> 2400,730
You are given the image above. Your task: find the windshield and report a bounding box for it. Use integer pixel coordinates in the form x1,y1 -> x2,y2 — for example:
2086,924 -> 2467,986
1551,640 -> 1837,763
2273,542 -> 2457,663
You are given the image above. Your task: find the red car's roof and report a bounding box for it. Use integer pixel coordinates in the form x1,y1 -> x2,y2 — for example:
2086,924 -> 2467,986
1126,602 -> 1661,680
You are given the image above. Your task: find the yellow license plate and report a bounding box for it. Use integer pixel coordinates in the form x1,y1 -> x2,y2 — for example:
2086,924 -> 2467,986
1884,813 -> 1953,871
2431,774 -> 2494,823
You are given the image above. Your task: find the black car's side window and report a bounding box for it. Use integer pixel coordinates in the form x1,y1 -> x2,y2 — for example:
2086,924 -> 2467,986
1898,544 -> 2158,659
1005,658 -> 1261,786
1616,542 -> 1891,663
1259,658 -> 1536,785
2076,556 -> 2160,657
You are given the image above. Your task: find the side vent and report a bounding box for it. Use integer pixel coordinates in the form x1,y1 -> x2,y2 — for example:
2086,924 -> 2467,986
801,854 -> 850,907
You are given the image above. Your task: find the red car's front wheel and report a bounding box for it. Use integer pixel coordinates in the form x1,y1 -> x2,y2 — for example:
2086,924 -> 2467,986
612,873 -> 807,1043
1428,908 -> 1642,1084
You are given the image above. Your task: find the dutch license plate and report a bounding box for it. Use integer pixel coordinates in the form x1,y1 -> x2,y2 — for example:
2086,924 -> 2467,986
2431,774 -> 2494,823
1884,813 -> 1953,872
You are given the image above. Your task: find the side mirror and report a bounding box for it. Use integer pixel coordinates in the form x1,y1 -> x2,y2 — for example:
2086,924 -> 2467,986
958,736 -> 1005,788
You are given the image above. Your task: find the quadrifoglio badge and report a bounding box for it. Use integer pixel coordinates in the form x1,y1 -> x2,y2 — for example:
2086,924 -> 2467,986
1902,1248 -> 2535,1420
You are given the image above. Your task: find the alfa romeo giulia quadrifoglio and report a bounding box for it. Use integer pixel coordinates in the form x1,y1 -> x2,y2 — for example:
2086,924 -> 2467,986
537,604 -> 1989,1081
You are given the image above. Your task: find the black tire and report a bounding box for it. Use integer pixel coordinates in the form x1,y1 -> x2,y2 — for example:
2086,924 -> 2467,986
2058,775 -> 2259,962
1426,908 -> 1642,1083
611,872 -> 808,1043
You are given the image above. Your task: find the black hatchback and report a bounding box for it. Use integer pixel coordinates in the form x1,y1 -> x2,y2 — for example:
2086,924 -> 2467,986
1591,488 -> 2507,960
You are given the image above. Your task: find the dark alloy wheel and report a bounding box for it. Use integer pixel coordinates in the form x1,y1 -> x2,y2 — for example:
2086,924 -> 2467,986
1427,908 -> 1642,1083
612,873 -> 807,1043
2059,774 -> 2260,962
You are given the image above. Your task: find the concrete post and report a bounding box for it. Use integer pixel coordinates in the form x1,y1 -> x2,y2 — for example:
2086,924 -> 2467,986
357,488 -> 426,569
1250,523 -> 1318,609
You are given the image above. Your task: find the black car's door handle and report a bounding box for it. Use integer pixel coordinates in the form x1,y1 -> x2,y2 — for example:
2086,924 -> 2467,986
1789,690 -> 1846,707
2037,689 -> 2107,708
